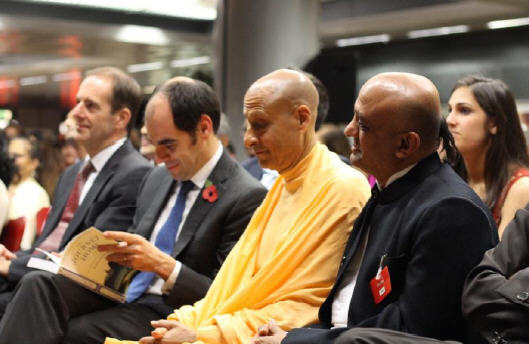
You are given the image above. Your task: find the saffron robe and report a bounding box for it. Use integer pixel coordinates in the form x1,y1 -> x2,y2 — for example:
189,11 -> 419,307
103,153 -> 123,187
105,143 -> 370,344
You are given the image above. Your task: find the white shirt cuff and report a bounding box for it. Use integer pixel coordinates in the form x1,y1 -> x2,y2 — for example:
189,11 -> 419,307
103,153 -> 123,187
161,260 -> 182,295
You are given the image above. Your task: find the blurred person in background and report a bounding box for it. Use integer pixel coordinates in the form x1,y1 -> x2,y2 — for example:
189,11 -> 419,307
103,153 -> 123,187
139,125 -> 155,163
61,138 -> 82,167
437,117 -> 466,179
217,113 -> 237,159
217,113 -> 231,148
60,107 -> 87,161
1,136 -> 49,251
3,120 -> 24,141
30,129 -> 65,201
316,123 -> 352,165
0,132 -> 14,230
447,76 -> 529,238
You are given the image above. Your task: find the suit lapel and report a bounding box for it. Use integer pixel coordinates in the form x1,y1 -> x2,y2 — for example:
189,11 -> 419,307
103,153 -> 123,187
319,188 -> 380,325
171,151 -> 233,258
60,141 -> 131,245
134,172 -> 175,238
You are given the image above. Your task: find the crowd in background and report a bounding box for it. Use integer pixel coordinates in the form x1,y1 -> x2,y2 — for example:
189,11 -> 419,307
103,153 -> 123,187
0,68 -> 528,344
1,71 -> 529,254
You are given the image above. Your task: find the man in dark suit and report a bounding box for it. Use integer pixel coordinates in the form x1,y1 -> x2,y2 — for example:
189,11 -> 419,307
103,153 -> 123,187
462,203 -> 529,343
0,67 -> 151,309
252,72 -> 498,344
0,77 -> 266,344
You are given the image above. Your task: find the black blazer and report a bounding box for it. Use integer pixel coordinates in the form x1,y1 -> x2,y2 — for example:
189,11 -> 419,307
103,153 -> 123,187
285,154 -> 498,344
129,151 -> 267,309
7,141 -> 152,283
463,204 -> 529,344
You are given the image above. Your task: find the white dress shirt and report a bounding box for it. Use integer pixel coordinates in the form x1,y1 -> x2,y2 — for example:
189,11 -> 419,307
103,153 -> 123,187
260,168 -> 279,190
146,142 -> 223,295
79,137 -> 127,203
330,163 -> 417,328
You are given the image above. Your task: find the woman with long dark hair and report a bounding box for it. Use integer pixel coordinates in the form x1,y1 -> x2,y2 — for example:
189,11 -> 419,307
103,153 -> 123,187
447,75 -> 529,238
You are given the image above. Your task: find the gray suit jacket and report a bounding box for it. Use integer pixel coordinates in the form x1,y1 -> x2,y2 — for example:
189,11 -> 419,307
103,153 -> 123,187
463,204 -> 529,344
130,150 -> 267,309
7,141 -> 152,284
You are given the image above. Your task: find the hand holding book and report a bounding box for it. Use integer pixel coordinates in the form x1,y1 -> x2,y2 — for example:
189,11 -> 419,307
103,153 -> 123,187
99,231 -> 177,281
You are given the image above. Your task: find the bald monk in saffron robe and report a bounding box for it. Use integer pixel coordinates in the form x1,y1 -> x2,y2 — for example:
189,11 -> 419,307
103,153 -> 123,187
105,69 -> 370,344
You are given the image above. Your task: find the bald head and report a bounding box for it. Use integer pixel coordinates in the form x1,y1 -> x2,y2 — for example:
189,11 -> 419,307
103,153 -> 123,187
346,72 -> 441,184
243,69 -> 319,173
361,72 -> 441,152
245,69 -> 319,126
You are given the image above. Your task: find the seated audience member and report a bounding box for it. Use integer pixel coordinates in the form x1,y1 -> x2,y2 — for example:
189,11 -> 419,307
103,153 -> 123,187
317,123 -> 353,165
462,203 -> 529,343
0,67 -> 152,315
0,132 -> 14,229
139,125 -> 156,163
1,136 -> 50,251
62,107 -> 87,162
106,69 -> 370,344
3,120 -> 24,140
61,138 -> 83,167
317,124 -> 351,157
253,72 -> 498,344
325,204 -> 529,344
447,76 -> 529,238
34,129 -> 65,201
437,117 -> 466,179
0,77 -> 267,344
242,70 -> 329,188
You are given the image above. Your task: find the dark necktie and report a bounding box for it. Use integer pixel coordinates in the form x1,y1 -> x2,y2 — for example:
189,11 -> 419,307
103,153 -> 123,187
38,161 -> 94,252
126,180 -> 195,303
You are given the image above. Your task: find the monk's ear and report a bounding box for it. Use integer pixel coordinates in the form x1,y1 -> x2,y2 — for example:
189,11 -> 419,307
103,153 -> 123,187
395,131 -> 420,159
293,104 -> 312,131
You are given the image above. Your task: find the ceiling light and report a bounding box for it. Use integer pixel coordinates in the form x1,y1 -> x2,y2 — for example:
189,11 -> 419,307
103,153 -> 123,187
52,71 -> 81,82
0,80 -> 15,88
487,17 -> 529,30
336,34 -> 390,47
407,25 -> 469,39
21,0 -> 217,20
115,25 -> 169,46
20,76 -> 47,86
171,56 -> 211,68
127,62 -> 164,73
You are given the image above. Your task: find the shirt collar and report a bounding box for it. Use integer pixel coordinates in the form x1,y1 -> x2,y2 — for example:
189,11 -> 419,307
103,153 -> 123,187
189,140 -> 223,189
87,137 -> 127,172
377,162 -> 417,190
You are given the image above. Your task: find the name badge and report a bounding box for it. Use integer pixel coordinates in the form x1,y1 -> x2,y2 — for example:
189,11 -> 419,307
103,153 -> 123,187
370,255 -> 392,304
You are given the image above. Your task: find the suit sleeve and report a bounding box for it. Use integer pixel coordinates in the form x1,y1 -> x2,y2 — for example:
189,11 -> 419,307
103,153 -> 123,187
7,161 -> 151,284
165,185 -> 266,308
91,164 -> 152,231
283,327 -> 348,344
462,206 -> 529,343
351,198 -> 496,339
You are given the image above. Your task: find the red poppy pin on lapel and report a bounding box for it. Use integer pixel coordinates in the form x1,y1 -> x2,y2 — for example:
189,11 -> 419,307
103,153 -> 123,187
202,180 -> 218,203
